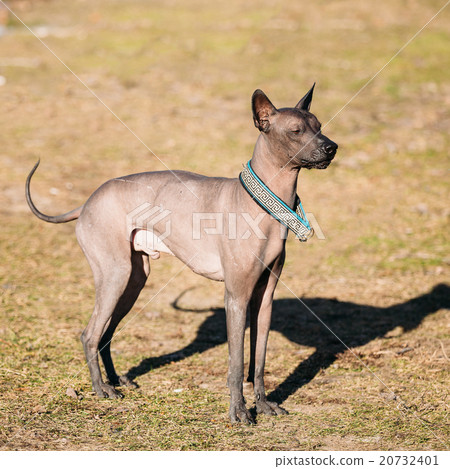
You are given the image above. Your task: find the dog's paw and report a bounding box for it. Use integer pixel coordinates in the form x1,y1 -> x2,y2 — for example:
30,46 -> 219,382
118,375 -> 139,388
229,402 -> 255,425
256,399 -> 288,416
95,383 -> 123,399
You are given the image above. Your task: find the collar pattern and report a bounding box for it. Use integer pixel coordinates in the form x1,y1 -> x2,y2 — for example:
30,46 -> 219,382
239,160 -> 314,242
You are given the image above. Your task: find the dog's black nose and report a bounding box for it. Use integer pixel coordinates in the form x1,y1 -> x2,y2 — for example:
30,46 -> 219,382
324,142 -> 338,156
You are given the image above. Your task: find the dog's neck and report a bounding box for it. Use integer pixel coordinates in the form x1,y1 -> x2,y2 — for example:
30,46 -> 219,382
249,134 -> 300,209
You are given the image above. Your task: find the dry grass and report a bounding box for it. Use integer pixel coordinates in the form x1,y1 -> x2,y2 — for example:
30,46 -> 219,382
0,0 -> 449,450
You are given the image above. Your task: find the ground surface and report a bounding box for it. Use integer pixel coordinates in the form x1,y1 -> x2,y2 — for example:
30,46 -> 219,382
0,0 -> 449,451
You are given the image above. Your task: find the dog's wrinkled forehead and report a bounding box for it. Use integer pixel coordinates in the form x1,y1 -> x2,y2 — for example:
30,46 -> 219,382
278,108 -> 321,133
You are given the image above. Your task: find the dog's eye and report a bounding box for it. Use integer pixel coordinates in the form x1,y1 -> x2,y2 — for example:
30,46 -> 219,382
291,129 -> 302,134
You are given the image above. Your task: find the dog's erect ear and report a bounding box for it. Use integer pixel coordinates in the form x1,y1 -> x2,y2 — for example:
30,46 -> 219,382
252,89 -> 278,132
295,83 -> 315,112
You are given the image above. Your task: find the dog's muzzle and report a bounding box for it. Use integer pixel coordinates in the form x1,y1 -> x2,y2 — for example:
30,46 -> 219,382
323,142 -> 338,159
302,142 -> 338,169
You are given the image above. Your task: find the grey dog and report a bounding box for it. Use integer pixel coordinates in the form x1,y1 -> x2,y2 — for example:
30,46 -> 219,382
26,86 -> 337,424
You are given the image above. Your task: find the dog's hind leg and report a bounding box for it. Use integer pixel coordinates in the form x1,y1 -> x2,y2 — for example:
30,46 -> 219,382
80,261 -> 134,398
76,216 -> 149,399
99,251 -> 149,388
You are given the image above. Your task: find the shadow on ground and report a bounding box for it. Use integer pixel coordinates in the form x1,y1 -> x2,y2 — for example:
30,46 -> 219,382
125,283 -> 449,404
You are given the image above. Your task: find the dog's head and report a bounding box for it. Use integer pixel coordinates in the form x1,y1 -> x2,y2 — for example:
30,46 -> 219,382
252,85 -> 338,169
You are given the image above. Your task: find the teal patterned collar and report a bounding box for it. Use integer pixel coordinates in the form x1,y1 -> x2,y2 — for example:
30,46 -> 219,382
239,160 -> 314,242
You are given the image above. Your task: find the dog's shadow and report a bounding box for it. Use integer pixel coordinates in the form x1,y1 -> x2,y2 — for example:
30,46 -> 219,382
125,283 -> 449,404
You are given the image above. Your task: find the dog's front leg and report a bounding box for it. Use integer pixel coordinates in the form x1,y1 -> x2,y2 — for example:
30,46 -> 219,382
248,254 -> 288,416
225,288 -> 254,424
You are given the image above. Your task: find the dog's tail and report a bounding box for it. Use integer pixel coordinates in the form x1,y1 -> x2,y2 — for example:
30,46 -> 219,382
26,160 -> 84,223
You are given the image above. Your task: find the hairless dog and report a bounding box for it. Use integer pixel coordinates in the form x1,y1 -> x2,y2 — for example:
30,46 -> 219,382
26,86 -> 337,424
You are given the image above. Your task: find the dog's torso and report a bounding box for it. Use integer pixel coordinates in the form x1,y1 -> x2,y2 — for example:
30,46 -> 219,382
76,170 -> 288,283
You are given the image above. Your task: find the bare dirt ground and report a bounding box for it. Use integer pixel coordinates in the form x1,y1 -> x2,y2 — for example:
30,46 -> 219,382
0,0 -> 449,450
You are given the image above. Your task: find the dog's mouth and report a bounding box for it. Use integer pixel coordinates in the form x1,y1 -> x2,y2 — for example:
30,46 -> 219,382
301,156 -> 334,170
301,146 -> 337,169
